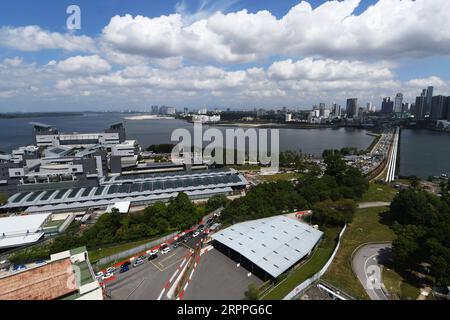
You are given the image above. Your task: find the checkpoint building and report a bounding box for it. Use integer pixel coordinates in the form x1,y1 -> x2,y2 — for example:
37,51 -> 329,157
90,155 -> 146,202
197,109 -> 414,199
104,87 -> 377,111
211,215 -> 323,281
2,168 -> 247,214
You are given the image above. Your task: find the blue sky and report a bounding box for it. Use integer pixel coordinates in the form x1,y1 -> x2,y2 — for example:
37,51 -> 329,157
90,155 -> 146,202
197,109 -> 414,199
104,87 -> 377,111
0,0 -> 449,111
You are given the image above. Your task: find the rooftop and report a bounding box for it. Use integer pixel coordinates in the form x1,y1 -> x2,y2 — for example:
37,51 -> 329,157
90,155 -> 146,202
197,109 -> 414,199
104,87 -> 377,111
211,215 -> 323,278
0,258 -> 76,300
2,169 -> 246,210
0,213 -> 51,249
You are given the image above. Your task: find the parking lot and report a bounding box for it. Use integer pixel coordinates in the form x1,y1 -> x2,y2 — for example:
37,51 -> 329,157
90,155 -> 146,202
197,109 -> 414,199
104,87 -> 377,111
106,236 -> 202,300
183,248 -> 263,300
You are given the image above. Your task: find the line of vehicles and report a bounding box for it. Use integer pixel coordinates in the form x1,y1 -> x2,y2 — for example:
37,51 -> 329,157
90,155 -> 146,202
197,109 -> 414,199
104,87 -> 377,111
95,219 -> 216,282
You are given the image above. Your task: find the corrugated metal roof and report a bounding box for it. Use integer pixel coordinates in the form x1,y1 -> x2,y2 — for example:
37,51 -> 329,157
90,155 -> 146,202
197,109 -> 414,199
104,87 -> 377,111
211,215 -> 323,278
0,213 -> 50,249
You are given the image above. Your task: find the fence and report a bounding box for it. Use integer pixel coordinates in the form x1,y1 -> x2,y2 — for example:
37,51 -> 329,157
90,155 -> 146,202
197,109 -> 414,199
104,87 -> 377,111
282,224 -> 347,300
94,231 -> 178,267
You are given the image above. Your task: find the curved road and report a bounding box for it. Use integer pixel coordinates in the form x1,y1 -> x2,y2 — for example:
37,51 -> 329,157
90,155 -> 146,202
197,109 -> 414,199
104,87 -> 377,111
352,243 -> 392,300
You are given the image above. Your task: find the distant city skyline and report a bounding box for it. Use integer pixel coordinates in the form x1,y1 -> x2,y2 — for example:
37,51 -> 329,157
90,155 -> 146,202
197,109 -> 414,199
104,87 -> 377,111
1,0 -> 450,112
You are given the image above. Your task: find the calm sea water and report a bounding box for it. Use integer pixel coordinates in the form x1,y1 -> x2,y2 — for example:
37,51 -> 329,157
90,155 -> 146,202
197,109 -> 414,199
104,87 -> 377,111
0,113 -> 373,157
2,113 -> 448,178
399,128 -> 450,179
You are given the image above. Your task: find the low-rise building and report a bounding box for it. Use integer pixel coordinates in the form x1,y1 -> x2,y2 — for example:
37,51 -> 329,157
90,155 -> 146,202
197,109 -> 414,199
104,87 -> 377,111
0,246 -> 103,300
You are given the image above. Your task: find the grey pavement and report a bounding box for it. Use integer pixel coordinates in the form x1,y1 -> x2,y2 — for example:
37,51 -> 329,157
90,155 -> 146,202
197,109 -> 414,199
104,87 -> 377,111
358,202 -> 391,209
183,248 -> 263,300
352,243 -> 392,300
106,236 -> 202,300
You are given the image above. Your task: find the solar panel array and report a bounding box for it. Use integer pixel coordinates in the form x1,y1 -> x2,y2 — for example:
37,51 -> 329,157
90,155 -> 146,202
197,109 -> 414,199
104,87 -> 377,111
6,171 -> 246,208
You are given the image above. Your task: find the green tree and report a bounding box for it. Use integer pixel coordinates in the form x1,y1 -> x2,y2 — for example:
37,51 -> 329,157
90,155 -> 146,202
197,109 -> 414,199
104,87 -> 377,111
312,199 -> 357,227
205,194 -> 230,213
0,193 -> 7,205
243,283 -> 260,300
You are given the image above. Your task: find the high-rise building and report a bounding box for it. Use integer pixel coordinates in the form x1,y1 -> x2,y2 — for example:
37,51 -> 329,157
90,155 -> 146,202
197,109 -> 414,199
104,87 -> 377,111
183,107 -> 189,115
332,103 -> 341,117
151,105 -> 159,115
366,102 -> 375,113
319,103 -> 326,117
346,98 -> 358,118
414,96 -> 426,120
394,93 -> 403,113
445,97 -> 450,121
426,86 -> 434,112
381,97 -> 394,114
430,95 -> 446,120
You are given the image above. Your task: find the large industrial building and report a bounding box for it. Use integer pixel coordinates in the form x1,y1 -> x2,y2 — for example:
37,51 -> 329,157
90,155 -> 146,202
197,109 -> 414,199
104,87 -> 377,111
2,169 -> 247,214
211,215 -> 323,280
32,122 -> 126,148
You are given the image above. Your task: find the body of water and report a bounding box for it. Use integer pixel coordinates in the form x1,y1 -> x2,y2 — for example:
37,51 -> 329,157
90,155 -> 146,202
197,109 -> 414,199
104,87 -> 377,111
399,128 -> 450,179
0,113 -> 373,158
1,113 -> 448,178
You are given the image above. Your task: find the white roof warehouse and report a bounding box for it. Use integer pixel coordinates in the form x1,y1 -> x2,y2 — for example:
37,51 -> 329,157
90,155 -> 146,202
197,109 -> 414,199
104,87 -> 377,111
0,213 -> 51,249
211,215 -> 323,279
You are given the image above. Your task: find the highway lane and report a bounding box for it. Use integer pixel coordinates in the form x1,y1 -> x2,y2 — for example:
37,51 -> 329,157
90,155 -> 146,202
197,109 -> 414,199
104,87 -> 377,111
352,243 -> 392,300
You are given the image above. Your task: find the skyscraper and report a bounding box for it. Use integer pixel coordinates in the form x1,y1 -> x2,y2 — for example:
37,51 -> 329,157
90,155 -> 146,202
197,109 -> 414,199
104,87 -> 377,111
426,86 -> 434,110
430,95 -> 446,120
381,97 -> 394,114
394,93 -> 403,113
346,98 -> 358,118
414,96 -> 426,120
332,103 -> 341,117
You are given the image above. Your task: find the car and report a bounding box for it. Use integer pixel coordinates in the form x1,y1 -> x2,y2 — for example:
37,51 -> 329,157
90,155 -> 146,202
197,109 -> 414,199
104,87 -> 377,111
121,261 -> 131,268
173,242 -> 181,249
102,272 -> 114,281
119,265 -> 129,273
106,267 -> 115,274
133,258 -> 144,267
192,231 -> 200,238
197,224 -> 205,231
161,246 -> 171,255
183,236 -> 191,243
138,255 -> 147,260
148,253 -> 158,261
148,249 -> 158,255
96,271 -> 104,278
13,264 -> 27,271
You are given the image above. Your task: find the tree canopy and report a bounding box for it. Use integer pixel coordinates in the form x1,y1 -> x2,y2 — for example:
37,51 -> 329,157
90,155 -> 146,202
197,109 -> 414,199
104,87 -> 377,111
390,188 -> 450,286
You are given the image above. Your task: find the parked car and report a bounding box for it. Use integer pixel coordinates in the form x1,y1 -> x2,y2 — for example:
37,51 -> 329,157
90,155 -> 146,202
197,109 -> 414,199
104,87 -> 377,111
106,267 -> 115,274
13,264 -> 27,271
102,272 -> 114,281
173,242 -> 181,249
121,261 -> 131,268
95,271 -> 104,279
119,265 -> 129,273
133,258 -> 144,267
148,253 -> 158,261
161,246 -> 171,255
193,231 -> 200,238
148,248 -> 158,255
197,224 -> 205,231
183,236 -> 191,243
138,255 -> 147,260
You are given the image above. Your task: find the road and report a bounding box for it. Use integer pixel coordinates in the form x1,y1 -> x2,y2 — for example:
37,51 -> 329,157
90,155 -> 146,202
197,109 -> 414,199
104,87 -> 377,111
105,236 -> 203,300
352,243 -> 392,300
358,202 -> 390,209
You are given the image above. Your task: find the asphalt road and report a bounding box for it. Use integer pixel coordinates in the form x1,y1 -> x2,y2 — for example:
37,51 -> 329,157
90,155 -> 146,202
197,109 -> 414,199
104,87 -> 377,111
352,243 -> 392,300
106,236 -> 203,300
358,202 -> 390,209
183,248 -> 262,300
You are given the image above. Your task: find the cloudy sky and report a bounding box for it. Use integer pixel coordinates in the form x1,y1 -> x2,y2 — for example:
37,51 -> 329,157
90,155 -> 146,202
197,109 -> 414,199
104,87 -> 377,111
0,0 -> 449,112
